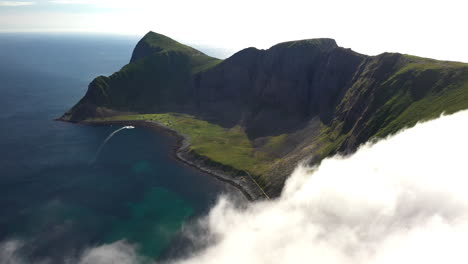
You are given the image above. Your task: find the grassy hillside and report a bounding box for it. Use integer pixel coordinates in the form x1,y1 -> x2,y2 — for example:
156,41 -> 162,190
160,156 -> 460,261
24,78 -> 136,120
373,56 -> 468,137
134,32 -> 202,56
89,113 -> 278,186
325,54 -> 468,154
62,32 -> 221,121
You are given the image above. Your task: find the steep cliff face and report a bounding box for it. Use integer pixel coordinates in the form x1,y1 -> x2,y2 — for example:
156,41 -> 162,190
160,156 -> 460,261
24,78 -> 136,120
61,31 -> 468,196
332,54 -> 468,152
191,39 -> 366,137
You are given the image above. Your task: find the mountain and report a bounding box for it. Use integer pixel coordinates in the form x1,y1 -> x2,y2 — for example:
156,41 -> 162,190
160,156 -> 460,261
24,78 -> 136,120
61,31 -> 468,197
61,32 -> 221,120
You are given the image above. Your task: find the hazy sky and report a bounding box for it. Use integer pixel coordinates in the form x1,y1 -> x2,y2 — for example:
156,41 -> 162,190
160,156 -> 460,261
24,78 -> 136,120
0,0 -> 467,62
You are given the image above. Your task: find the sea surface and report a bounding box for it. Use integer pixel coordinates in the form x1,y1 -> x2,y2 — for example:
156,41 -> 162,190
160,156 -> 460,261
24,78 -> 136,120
0,33 -> 235,262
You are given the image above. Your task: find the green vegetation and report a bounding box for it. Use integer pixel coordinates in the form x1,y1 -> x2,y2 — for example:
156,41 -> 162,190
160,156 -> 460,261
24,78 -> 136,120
367,56 -> 468,138
264,134 -> 288,154
316,125 -> 348,158
90,113 -> 276,184
64,31 -> 221,120
321,55 -> 468,156
376,76 -> 468,137
139,31 -> 203,56
273,38 -> 336,51
191,56 -> 222,74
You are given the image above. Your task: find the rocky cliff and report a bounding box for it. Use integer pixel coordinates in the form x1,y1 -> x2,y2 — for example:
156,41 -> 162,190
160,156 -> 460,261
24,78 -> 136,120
61,31 -> 468,196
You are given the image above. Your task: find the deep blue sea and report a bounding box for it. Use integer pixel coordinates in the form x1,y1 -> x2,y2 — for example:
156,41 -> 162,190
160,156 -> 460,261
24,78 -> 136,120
0,33 -> 235,263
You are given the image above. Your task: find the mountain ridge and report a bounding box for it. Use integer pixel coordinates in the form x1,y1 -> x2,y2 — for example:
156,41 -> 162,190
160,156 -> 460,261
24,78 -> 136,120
130,31 -> 208,63
61,31 -> 468,197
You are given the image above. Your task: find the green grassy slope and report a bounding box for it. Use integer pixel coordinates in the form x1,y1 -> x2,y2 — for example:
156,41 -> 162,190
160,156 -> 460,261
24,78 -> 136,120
374,57 -> 468,137
89,113 -> 277,186
324,54 -> 468,154
61,32 -> 220,121
134,32 -> 202,56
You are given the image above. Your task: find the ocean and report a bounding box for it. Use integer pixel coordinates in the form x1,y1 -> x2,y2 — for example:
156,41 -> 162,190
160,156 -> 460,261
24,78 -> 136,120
0,33 -> 235,263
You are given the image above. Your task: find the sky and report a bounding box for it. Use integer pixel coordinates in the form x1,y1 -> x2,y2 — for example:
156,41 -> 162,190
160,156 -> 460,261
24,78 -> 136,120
0,0 -> 467,62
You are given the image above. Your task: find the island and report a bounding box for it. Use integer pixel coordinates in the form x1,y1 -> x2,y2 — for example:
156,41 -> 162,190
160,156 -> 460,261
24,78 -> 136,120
59,31 -> 468,199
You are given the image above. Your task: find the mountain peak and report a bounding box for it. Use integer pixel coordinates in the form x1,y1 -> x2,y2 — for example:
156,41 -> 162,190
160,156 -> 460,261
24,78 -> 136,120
130,31 -> 204,63
271,38 -> 338,51
141,31 -> 180,48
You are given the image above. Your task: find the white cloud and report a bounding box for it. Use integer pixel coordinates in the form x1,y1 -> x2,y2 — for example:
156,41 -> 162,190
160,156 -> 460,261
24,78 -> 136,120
47,0 -> 133,8
48,0 -> 111,6
78,240 -> 145,264
0,239 -> 145,264
49,0 -> 91,4
0,1 -> 35,6
166,109 -> 468,264
0,240 -> 26,264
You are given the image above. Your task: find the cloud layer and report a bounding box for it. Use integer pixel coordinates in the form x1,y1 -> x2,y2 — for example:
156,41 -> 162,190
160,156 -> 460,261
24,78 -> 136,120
0,1 -> 35,6
168,110 -> 468,264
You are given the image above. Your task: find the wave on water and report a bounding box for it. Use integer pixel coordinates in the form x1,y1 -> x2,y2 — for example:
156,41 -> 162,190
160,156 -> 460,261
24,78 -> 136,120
93,126 -> 135,163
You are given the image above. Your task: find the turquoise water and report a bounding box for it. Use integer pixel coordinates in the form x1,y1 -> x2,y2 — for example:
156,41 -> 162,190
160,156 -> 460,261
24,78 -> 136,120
0,33 -> 233,262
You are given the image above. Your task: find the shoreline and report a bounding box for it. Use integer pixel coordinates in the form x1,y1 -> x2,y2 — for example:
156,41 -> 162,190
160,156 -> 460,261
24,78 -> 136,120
75,119 -> 268,201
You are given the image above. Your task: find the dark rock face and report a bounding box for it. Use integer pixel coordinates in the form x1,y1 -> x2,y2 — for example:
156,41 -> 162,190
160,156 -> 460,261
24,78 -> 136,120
66,35 -> 368,137
191,39 -> 366,138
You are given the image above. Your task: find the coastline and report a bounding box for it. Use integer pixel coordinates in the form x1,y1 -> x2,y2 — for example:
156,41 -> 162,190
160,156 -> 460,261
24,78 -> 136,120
75,119 -> 268,201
